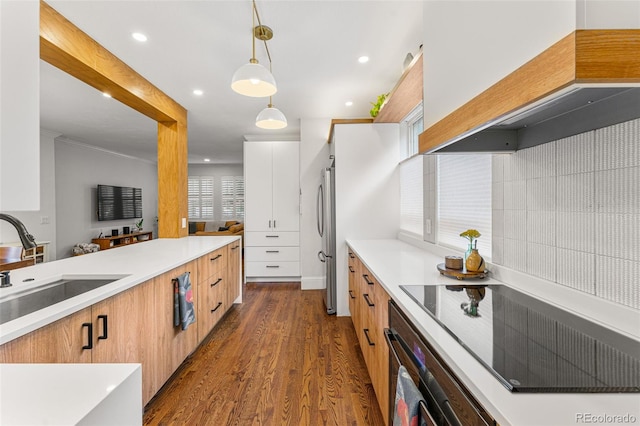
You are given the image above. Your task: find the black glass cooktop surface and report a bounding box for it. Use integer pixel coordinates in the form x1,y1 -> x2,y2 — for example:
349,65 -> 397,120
400,284 -> 640,393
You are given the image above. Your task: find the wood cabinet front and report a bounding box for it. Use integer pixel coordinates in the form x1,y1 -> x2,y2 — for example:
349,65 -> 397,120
348,249 -> 390,424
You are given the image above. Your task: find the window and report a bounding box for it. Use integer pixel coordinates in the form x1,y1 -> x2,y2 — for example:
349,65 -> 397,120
221,176 -> 244,220
402,102 -> 423,159
188,176 -> 214,219
437,155 -> 492,257
400,155 -> 423,237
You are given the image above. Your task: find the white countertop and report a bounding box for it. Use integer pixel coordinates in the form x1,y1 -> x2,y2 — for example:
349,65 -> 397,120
347,238 -> 640,426
0,363 -> 141,425
0,236 -> 239,345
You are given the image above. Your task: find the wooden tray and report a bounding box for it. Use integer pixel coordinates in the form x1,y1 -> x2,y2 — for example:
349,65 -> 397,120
437,263 -> 488,280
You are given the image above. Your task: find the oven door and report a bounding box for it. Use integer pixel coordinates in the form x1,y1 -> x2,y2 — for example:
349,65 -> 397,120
386,327 -> 460,426
387,299 -> 494,426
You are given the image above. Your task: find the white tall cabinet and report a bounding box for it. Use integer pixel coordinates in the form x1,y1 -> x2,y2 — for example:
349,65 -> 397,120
244,141 -> 300,281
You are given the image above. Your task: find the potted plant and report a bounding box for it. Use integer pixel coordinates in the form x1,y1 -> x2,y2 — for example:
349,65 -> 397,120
135,218 -> 143,231
369,93 -> 389,118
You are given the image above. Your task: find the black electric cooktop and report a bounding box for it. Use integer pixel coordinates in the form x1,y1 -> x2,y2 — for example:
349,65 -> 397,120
400,284 -> 640,393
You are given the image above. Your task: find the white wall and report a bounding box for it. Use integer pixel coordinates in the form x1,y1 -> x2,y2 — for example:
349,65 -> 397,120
0,0 -> 40,210
333,123 -> 400,316
422,1 -> 576,129
299,118 -> 333,290
55,138 -> 158,259
188,163 -> 244,221
576,0 -> 640,28
0,130 -> 59,258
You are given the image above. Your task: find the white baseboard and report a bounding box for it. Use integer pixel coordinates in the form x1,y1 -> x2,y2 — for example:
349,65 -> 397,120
301,276 -> 324,290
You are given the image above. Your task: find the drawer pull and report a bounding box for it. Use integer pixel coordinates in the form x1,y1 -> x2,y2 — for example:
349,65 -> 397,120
266,265 -> 280,268
82,323 -> 93,350
211,278 -> 222,287
265,235 -> 279,238
363,328 -> 375,346
363,274 -> 374,286
266,250 -> 280,253
349,290 -> 355,299
363,293 -> 375,307
210,254 -> 223,261
97,314 -> 108,340
349,266 -> 355,273
231,245 -> 240,250
349,252 -> 355,259
211,302 -> 223,313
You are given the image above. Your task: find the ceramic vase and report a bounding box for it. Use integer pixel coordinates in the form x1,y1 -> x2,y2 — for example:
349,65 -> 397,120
465,248 -> 485,272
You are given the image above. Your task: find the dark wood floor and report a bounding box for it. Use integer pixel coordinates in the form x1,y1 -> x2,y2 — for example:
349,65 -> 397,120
143,282 -> 385,425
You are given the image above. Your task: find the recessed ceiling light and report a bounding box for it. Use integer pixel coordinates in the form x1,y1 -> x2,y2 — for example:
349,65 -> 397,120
358,56 -> 369,64
102,92 -> 112,98
132,32 -> 147,42
193,89 -> 204,96
345,101 -> 353,107
204,158 -> 211,162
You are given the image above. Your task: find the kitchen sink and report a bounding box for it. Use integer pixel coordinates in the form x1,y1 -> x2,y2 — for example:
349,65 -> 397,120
0,275 -> 127,325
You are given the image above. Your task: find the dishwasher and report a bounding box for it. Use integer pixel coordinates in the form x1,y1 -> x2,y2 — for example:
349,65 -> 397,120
385,299 -> 495,426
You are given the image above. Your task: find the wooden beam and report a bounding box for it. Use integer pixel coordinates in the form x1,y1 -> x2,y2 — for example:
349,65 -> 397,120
40,1 -> 188,237
327,118 -> 374,144
419,29 -> 640,154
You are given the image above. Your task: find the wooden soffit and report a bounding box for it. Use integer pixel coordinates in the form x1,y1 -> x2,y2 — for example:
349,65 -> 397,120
374,52 -> 423,123
419,29 -> 640,154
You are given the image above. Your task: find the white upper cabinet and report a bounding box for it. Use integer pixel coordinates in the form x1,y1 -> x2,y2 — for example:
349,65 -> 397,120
244,141 -> 299,232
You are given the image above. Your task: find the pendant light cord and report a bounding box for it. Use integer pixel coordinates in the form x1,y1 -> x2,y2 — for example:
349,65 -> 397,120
252,0 -> 272,65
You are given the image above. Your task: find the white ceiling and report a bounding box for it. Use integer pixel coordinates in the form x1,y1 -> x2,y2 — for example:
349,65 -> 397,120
40,1 -> 424,164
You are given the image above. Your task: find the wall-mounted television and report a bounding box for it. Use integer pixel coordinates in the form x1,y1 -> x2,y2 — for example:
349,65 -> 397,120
97,184 -> 142,221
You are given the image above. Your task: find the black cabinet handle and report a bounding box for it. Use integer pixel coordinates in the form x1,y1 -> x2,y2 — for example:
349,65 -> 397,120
82,323 -> 93,350
231,245 -> 239,250
363,274 -> 374,286
211,278 -> 222,287
266,265 -> 280,268
349,266 -> 355,273
265,235 -> 279,238
349,252 -> 355,259
210,254 -> 222,261
266,250 -> 280,253
363,293 -> 375,307
349,290 -> 355,299
211,302 -> 223,313
364,328 -> 375,346
97,314 -> 108,340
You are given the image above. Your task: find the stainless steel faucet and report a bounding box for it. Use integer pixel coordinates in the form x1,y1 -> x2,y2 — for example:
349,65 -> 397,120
0,213 -> 37,250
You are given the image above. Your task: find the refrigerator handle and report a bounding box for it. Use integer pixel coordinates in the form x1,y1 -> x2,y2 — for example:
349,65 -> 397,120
316,183 -> 324,237
318,251 -> 326,263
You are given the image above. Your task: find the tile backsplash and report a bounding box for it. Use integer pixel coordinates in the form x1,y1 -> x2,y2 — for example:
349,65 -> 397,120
492,118 -> 639,310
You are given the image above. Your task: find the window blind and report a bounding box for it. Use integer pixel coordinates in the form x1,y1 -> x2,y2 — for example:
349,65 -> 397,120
400,155 -> 423,237
437,155 -> 491,257
188,176 -> 214,219
221,176 -> 245,220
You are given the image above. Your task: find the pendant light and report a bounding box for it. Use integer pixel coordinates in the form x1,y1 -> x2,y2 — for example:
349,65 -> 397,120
231,1 -> 277,97
256,97 -> 287,129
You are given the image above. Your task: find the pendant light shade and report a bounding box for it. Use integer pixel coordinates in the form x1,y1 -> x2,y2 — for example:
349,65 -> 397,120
256,103 -> 287,129
231,60 -> 277,97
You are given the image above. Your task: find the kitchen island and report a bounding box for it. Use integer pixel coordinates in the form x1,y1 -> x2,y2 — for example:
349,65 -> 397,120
347,238 -> 640,426
0,236 -> 242,407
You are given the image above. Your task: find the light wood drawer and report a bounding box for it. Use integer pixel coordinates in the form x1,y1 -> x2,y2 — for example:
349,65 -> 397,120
245,246 -> 299,262
245,232 -> 299,247
245,261 -> 300,277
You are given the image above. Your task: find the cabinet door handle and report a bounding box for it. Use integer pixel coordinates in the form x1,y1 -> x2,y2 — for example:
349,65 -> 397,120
363,274 -> 374,286
210,254 -> 222,261
273,220 -> 276,228
211,278 -> 223,287
211,302 -> 223,313
97,314 -> 108,340
349,252 -> 355,259
349,290 -> 355,299
363,293 -> 375,307
266,250 -> 280,253
266,265 -> 280,268
269,220 -> 272,228
265,235 -> 279,238
363,328 -> 375,346
82,323 -> 93,350
231,245 -> 239,250
349,266 -> 355,273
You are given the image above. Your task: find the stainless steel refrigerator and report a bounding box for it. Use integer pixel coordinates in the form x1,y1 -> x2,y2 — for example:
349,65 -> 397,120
317,157 -> 336,314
